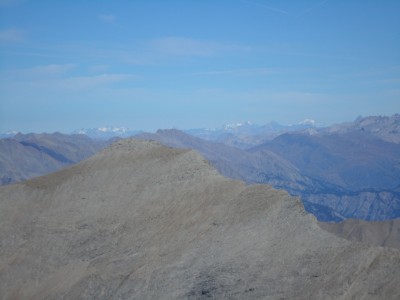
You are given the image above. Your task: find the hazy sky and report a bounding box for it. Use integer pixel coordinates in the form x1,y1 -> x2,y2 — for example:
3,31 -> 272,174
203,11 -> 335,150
0,0 -> 399,132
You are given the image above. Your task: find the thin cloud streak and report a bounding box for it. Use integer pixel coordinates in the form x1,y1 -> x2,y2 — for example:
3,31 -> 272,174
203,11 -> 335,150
98,14 -> 116,23
372,78 -> 400,85
3,73 -> 137,93
0,64 -> 77,84
151,37 -> 252,57
49,73 -> 133,90
241,0 -> 329,18
15,64 -> 76,78
0,28 -> 25,43
296,0 -> 329,18
240,0 -> 290,15
191,67 -> 291,77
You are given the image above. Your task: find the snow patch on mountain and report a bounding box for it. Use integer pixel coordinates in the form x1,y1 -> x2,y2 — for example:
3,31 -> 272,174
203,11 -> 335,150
223,121 -> 254,130
299,119 -> 317,126
72,126 -> 141,139
0,130 -> 19,139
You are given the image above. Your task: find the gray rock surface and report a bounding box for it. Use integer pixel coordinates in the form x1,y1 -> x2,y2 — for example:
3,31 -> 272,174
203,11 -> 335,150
1,138 -> 400,299
319,218 -> 400,250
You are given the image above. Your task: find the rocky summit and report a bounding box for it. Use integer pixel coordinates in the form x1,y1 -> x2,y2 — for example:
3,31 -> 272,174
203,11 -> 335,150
1,139 -> 399,299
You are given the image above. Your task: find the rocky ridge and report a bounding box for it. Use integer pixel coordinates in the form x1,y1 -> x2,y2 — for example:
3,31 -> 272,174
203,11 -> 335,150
1,139 -> 399,299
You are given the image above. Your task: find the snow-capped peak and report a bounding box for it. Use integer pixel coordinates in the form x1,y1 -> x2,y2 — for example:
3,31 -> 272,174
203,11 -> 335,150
98,126 -> 127,133
72,126 -> 142,140
299,119 -> 317,126
0,130 -> 19,138
6,130 -> 19,135
223,121 -> 253,130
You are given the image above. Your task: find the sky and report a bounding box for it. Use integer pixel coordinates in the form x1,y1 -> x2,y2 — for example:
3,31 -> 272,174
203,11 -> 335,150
0,0 -> 399,133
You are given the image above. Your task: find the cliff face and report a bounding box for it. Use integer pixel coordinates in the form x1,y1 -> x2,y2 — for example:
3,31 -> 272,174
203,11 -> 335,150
1,139 -> 400,299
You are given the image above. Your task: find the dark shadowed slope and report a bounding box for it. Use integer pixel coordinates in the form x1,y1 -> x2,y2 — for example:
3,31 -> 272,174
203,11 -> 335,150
256,131 -> 400,191
1,138 -> 400,299
251,129 -> 400,221
0,132 -> 111,185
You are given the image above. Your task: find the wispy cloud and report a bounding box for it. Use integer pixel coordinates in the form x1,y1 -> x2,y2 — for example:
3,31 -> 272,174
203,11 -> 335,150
0,28 -> 25,43
23,64 -> 76,77
241,0 -> 329,18
191,67 -> 288,77
88,65 -> 109,73
1,62 -> 137,92
4,73 -> 136,93
152,37 -> 218,56
2,64 -> 76,80
296,0 -> 329,18
241,0 -> 290,15
98,14 -> 116,23
152,37 -> 251,57
49,73 -> 132,90
372,78 -> 400,85
348,66 -> 400,78
192,88 -> 334,105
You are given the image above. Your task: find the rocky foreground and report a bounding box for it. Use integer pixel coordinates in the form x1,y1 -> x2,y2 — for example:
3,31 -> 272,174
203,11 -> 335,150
319,218 -> 400,250
1,139 -> 399,299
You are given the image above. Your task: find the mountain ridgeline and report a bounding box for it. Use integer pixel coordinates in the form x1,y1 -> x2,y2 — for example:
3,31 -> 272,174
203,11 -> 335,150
1,114 -> 399,222
250,129 -> 400,220
136,114 -> 400,221
1,139 -> 399,299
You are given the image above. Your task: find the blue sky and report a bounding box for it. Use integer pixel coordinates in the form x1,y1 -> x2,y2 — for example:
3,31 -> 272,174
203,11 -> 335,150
0,0 -> 399,133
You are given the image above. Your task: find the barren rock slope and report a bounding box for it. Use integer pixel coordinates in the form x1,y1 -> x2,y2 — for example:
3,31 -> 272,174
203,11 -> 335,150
319,219 -> 400,250
1,139 -> 399,299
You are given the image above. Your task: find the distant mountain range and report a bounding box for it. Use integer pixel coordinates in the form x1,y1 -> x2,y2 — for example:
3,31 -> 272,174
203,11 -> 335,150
72,126 -> 142,140
1,114 -> 399,222
0,130 -> 19,139
135,129 -> 310,191
317,114 -> 400,144
185,119 -> 321,149
0,133 -> 111,185
251,126 -> 400,221
1,119 -> 319,145
135,124 -> 400,221
135,114 -> 400,221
